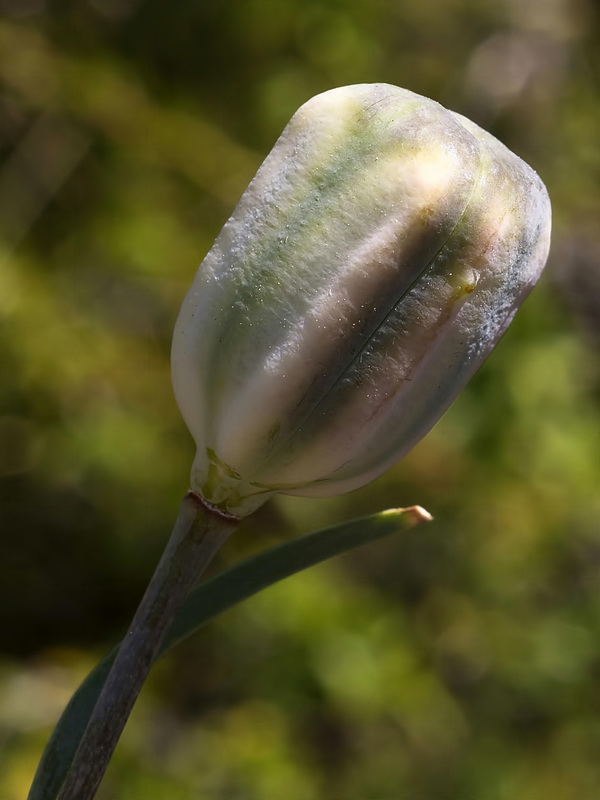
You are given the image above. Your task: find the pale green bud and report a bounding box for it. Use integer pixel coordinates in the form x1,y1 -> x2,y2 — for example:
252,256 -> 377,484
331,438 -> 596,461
171,83 -> 551,517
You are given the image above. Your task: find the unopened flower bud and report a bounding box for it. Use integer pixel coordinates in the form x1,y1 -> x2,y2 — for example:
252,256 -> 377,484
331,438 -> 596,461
171,83 -> 551,516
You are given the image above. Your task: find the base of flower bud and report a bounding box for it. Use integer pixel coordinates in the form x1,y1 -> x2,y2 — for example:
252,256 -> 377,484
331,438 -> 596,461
187,490 -> 243,523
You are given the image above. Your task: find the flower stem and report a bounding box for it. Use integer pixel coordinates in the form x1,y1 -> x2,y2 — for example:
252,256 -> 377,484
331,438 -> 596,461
57,491 -> 239,800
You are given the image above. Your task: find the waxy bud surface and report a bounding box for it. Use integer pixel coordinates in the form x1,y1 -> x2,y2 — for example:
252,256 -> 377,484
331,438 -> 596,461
172,84 -> 551,516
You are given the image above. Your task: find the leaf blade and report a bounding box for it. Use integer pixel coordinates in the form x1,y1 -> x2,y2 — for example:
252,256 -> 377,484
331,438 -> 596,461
28,506 -> 430,800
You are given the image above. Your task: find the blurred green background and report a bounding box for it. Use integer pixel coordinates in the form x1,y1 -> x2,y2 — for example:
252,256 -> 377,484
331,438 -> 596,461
1,1 -> 599,798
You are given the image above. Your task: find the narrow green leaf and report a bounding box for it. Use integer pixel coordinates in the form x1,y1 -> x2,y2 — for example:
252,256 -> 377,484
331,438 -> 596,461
28,506 -> 430,800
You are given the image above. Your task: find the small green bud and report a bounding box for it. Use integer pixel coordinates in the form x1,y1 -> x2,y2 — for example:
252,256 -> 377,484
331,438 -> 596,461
172,84 -> 551,516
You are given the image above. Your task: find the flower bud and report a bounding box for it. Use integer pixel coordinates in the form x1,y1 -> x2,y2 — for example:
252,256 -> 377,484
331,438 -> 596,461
171,83 -> 551,517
